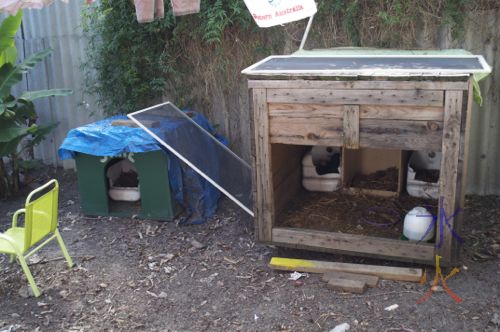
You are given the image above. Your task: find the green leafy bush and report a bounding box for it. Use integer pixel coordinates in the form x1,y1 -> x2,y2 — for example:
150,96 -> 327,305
82,0 -> 175,115
82,0 -> 259,115
82,0 -> 491,117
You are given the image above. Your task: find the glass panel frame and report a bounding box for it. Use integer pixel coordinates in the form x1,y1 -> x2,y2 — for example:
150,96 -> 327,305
128,102 -> 254,217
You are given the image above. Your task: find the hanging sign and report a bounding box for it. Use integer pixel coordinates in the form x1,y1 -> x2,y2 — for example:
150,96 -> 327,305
243,0 -> 317,28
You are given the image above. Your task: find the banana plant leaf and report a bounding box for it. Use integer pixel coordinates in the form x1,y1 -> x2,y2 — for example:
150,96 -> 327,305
0,11 -> 22,66
0,120 -> 29,142
20,88 -> 72,101
0,136 -> 23,156
0,48 -> 53,98
26,122 -> 58,148
0,120 -> 29,156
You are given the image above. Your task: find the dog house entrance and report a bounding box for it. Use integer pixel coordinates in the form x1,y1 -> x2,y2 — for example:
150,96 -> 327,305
105,158 -> 141,214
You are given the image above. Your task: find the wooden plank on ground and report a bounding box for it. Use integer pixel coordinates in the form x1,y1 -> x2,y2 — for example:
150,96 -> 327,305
269,257 -> 423,282
322,271 -> 379,288
343,105 -> 360,149
266,89 -> 444,107
326,278 -> 367,294
248,80 -> 468,91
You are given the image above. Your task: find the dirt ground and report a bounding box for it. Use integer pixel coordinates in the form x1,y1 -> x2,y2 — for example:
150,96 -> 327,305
0,168 -> 499,332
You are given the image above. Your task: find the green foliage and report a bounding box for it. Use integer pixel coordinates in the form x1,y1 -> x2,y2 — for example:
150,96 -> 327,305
82,0 -> 255,115
0,11 -> 22,67
344,0 -> 361,46
82,0 -> 478,117
0,47 -> 72,197
82,0 -> 175,115
443,0 -> 471,40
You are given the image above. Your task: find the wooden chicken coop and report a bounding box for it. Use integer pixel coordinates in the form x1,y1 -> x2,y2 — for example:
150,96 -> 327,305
243,50 -> 491,265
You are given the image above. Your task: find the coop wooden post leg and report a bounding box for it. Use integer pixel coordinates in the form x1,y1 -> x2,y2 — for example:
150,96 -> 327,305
252,88 -> 274,242
451,79 -> 473,262
438,90 -> 464,265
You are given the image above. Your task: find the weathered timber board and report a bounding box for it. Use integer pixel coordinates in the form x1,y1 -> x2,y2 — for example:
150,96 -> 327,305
248,80 -> 468,90
438,90 -> 463,265
266,89 -> 444,107
360,105 -> 444,121
272,227 -> 435,264
359,119 -> 442,150
322,271 -> 379,288
269,257 -> 424,281
343,105 -> 360,149
269,104 -> 444,121
269,104 -> 344,118
252,89 -> 273,242
269,117 -> 343,146
269,116 -> 442,150
327,279 -> 367,294
452,81 -> 474,262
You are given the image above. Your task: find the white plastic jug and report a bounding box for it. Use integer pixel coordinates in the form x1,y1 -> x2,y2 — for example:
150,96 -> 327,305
403,207 -> 435,241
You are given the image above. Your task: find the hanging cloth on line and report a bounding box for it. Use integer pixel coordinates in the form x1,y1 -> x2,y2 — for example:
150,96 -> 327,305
243,0 -> 317,28
171,0 -> 200,16
133,0 -> 164,23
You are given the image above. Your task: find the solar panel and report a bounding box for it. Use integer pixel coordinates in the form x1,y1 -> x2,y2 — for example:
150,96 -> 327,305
242,55 -> 491,77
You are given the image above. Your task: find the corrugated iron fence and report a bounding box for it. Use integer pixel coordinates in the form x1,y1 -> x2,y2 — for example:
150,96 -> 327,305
4,4 -> 499,195
7,1 -> 102,169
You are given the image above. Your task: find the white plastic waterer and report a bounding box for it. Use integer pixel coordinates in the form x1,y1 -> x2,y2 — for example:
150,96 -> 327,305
403,207 -> 435,241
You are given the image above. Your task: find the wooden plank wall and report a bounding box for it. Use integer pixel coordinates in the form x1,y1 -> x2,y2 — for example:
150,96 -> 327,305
252,89 -> 274,242
438,90 -> 464,265
266,85 -> 445,151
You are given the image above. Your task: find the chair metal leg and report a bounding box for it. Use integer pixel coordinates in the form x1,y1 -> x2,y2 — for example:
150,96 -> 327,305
17,255 -> 41,297
55,229 -> 74,268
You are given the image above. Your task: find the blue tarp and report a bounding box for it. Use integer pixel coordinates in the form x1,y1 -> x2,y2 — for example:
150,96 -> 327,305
58,112 -> 226,224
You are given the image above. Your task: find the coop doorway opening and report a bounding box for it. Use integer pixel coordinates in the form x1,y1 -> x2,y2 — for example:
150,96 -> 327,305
105,158 -> 141,202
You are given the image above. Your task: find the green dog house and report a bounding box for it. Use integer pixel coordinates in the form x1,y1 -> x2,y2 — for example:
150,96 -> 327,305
75,150 -> 178,221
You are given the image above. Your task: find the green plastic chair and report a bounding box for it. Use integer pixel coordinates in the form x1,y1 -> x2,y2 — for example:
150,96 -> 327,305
0,179 -> 74,297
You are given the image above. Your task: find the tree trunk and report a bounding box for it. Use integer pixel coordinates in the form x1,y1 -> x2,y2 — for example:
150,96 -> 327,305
0,158 -> 10,198
11,153 -> 20,194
